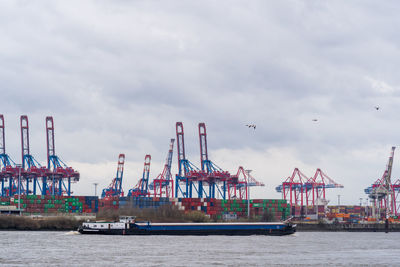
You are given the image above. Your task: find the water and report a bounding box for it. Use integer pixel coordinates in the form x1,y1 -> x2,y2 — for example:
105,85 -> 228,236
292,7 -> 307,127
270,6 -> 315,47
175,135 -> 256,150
1,231 -> 400,266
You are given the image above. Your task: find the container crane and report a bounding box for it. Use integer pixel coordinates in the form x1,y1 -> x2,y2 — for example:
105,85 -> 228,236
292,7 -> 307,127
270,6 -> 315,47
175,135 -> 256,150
128,155 -> 151,197
21,115 -> 48,195
276,168 -> 342,214
392,179 -> 400,216
304,169 -> 343,207
228,166 -> 265,200
0,114 -> 19,196
174,122 -> 201,198
275,168 -> 308,207
198,123 -> 231,199
101,154 -> 125,198
365,147 -> 396,218
149,139 -> 175,198
45,116 -> 79,196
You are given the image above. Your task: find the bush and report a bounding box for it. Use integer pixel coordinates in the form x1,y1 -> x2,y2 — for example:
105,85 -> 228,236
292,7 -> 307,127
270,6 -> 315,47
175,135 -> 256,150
261,210 -> 276,222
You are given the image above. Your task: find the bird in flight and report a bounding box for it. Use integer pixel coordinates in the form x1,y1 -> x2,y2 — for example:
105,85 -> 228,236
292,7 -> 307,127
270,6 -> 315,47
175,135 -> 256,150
312,119 -> 318,122
375,106 -> 380,110
246,124 -> 256,130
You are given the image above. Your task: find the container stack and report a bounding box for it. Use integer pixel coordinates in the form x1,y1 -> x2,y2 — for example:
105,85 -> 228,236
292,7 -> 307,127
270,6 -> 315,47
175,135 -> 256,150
0,197 -> 11,206
125,197 -> 170,209
64,196 -> 98,213
326,205 -> 373,222
168,198 -> 289,220
0,195 -> 98,214
98,196 -> 119,212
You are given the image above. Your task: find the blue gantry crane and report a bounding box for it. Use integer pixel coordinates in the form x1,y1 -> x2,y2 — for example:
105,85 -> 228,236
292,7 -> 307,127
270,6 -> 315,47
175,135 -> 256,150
101,154 -> 125,198
148,138 -> 175,197
175,122 -> 202,198
20,115 -> 48,195
45,116 -> 79,196
198,122 -> 230,199
128,155 -> 151,197
0,114 -> 19,196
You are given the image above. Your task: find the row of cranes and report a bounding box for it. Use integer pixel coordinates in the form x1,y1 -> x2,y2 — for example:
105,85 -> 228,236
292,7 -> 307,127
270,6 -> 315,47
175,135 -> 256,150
365,147 -> 400,218
102,122 -> 264,200
0,115 -> 79,197
275,168 -> 343,208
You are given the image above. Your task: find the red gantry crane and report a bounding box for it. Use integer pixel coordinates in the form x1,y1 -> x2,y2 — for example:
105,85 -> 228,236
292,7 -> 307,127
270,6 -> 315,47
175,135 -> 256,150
45,116 -> 79,196
275,168 -> 309,207
304,169 -> 343,207
20,115 -> 48,195
197,123 -> 231,199
228,166 -> 265,200
175,122 -> 201,198
0,114 -> 19,196
276,168 -> 343,216
128,155 -> 151,197
174,122 -> 264,199
149,139 -> 175,198
101,154 -> 125,198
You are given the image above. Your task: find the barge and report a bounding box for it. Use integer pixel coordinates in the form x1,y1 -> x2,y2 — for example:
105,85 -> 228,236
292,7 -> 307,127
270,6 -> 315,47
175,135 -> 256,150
78,216 -> 296,236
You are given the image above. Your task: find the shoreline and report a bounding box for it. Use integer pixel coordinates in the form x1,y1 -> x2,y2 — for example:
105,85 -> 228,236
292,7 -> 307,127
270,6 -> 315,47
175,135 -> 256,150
1,216 -> 400,232
296,222 -> 400,232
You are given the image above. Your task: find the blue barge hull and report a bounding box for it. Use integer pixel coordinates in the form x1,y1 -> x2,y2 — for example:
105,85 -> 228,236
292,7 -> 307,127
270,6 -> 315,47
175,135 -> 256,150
78,222 -> 296,236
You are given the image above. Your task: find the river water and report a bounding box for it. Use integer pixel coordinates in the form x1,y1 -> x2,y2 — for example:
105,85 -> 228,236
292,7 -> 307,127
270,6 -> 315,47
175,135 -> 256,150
1,231 -> 399,266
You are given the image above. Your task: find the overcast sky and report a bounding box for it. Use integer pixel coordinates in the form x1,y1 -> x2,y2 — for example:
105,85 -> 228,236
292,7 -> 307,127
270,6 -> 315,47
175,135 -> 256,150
1,1 -> 400,204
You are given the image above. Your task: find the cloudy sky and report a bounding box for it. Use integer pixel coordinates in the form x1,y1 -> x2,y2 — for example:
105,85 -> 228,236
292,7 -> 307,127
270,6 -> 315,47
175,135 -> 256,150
1,1 -> 400,204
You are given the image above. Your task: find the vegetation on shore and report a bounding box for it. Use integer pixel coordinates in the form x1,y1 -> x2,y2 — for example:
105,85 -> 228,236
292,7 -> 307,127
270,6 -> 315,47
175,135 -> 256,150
0,216 -> 83,230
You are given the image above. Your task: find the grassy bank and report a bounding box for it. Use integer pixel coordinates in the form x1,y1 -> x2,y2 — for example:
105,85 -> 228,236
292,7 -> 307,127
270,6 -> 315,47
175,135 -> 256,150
0,216 -> 84,231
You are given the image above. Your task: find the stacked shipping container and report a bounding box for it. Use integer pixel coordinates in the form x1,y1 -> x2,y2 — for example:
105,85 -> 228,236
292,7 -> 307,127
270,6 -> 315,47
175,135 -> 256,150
1,195 -> 290,220
0,196 -> 98,214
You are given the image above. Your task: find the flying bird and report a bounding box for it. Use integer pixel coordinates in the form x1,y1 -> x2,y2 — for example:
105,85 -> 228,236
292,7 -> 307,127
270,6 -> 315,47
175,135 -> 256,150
312,119 -> 318,122
246,124 -> 256,130
375,106 -> 380,110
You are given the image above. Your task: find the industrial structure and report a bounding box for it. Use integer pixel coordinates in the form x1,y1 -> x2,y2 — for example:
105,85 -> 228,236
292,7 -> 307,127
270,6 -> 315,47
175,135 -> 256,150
101,154 -> 125,198
3,115 -> 400,223
0,115 -> 79,197
0,114 -> 18,196
174,122 -> 202,198
365,147 -> 400,218
174,122 -> 263,199
20,115 -> 48,195
45,116 -> 79,196
276,168 -> 343,214
128,155 -> 151,197
148,139 -> 175,198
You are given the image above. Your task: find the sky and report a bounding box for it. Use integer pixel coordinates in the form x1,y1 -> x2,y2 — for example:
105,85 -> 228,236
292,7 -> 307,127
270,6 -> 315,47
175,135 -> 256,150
1,1 -> 400,205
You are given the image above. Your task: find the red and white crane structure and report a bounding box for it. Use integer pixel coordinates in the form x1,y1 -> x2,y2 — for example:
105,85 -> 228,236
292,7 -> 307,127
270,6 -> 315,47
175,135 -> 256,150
0,114 -> 19,196
149,139 -> 175,198
45,116 -> 79,196
101,154 -> 125,198
128,155 -> 152,197
276,168 -> 343,211
20,115 -> 48,195
365,147 -> 398,218
228,166 -> 265,200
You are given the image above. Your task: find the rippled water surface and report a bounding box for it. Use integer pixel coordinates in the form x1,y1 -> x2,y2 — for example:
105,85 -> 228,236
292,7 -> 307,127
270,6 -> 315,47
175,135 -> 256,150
1,231 -> 400,266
